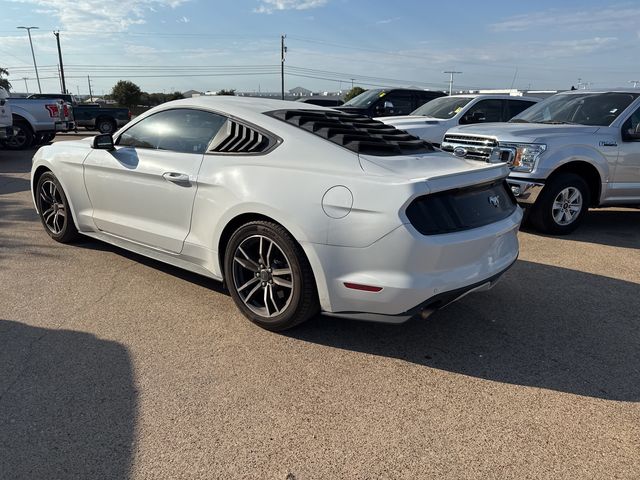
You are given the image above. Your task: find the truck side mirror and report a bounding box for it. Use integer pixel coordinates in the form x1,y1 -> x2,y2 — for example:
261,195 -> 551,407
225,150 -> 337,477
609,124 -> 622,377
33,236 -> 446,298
623,123 -> 640,141
92,133 -> 114,150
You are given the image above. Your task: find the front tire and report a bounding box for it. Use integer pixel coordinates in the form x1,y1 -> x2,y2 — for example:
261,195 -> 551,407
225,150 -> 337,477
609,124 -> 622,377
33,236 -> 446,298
36,172 -> 80,243
529,173 -> 590,235
224,221 -> 319,331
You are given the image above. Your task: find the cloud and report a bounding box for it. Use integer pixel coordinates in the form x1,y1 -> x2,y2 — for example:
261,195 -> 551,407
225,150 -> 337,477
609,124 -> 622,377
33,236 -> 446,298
7,0 -> 188,32
490,5 -> 640,32
177,16 -> 190,23
376,17 -> 400,25
254,0 -> 327,14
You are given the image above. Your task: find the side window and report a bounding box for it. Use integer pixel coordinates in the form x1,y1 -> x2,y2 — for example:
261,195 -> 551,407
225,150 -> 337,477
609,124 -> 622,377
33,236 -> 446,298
507,100 -> 536,119
622,106 -> 640,140
118,109 -> 226,154
462,99 -> 505,123
380,92 -> 414,115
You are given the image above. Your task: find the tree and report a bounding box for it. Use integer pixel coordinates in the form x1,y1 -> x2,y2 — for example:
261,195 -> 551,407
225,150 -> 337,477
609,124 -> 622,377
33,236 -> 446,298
111,80 -> 142,108
344,86 -> 366,102
216,89 -> 235,96
0,67 -> 11,92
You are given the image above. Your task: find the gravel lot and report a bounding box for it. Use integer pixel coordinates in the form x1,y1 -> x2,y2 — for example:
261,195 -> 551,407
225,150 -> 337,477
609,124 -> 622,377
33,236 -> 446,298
1,134 -> 638,479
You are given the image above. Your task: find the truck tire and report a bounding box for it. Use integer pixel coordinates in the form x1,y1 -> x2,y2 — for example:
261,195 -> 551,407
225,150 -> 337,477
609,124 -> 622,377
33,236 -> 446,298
97,118 -> 116,134
3,120 -> 34,150
529,173 -> 590,235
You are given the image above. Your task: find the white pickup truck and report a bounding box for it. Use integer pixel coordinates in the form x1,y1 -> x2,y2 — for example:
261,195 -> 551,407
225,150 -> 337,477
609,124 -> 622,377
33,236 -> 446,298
378,94 -> 539,147
0,93 -> 75,150
0,88 -> 12,141
442,89 -> 640,234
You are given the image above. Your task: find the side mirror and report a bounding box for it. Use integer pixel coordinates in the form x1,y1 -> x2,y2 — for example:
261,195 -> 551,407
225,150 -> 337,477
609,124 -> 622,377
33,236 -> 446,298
623,123 -> 640,141
462,111 -> 486,124
92,133 -> 114,150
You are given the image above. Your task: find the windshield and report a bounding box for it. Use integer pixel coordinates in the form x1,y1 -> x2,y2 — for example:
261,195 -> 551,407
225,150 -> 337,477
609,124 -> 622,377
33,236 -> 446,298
343,89 -> 384,107
411,96 -> 472,118
512,92 -> 639,126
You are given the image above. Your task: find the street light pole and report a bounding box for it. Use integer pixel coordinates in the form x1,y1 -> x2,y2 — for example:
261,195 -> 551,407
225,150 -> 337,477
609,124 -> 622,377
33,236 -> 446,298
17,26 -> 41,93
443,70 -> 462,96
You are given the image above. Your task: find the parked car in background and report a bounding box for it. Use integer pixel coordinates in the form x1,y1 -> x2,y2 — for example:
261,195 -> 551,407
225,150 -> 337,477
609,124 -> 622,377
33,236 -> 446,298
336,88 -> 446,118
31,96 -> 521,331
296,96 -> 344,107
1,96 -> 74,150
442,89 -> 640,234
0,88 -> 12,143
28,93 -> 131,134
379,94 -> 539,147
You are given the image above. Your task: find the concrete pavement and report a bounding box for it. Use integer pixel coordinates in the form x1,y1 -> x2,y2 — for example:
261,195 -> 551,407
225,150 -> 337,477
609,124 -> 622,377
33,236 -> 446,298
1,136 -> 638,479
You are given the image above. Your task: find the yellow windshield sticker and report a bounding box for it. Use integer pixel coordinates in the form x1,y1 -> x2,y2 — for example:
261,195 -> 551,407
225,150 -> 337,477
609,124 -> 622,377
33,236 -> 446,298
379,92 -> 386,97
454,107 -> 462,113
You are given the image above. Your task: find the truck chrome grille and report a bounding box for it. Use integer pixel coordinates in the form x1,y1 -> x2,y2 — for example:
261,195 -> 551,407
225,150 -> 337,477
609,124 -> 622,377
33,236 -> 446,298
441,134 -> 498,162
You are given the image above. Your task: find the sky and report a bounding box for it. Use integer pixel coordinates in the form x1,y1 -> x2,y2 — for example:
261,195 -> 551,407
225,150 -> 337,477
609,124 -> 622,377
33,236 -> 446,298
1,0 -> 639,96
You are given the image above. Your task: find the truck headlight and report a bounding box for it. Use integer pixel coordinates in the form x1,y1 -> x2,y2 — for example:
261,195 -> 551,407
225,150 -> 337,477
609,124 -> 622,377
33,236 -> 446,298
508,144 -> 546,173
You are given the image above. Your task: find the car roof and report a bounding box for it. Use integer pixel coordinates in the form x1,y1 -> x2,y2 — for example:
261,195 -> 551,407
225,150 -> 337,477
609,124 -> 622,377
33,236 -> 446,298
558,88 -> 640,95
448,94 -> 540,101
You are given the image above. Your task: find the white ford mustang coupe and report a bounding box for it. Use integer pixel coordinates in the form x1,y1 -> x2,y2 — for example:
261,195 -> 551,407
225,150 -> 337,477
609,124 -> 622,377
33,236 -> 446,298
31,97 -> 522,331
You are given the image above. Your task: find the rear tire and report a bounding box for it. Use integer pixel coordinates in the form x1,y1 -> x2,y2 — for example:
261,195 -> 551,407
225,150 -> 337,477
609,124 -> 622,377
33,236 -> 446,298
224,220 -> 319,331
529,173 -> 590,235
97,118 -> 116,134
36,172 -> 80,243
4,120 -> 33,150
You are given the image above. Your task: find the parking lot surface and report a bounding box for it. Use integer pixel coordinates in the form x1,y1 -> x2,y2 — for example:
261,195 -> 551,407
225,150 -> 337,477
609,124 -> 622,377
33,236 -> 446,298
1,135 -> 639,479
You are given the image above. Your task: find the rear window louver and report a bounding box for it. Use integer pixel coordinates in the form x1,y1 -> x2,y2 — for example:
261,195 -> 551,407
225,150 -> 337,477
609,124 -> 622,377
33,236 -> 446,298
209,119 -> 271,153
266,109 -> 434,156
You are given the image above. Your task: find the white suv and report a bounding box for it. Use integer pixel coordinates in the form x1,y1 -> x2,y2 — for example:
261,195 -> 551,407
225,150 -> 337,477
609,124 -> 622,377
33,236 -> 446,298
378,94 -> 539,147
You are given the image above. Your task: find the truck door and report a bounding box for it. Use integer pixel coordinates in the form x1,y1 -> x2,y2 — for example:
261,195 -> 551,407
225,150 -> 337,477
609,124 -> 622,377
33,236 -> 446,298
614,105 -> 640,200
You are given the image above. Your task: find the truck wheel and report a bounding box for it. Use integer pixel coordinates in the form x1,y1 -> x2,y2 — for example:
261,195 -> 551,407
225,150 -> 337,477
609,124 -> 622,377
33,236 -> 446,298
4,120 -> 34,150
530,173 -> 590,235
97,118 -> 116,134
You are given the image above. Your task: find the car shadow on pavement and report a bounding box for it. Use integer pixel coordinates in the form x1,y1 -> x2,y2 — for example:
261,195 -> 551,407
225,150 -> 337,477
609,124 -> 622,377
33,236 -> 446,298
0,148 -> 37,174
289,260 -> 640,402
522,208 -> 640,249
0,320 -> 137,479
0,176 -> 31,195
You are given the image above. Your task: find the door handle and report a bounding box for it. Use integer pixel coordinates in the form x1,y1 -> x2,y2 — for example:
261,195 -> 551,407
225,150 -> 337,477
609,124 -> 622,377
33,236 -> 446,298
162,172 -> 191,184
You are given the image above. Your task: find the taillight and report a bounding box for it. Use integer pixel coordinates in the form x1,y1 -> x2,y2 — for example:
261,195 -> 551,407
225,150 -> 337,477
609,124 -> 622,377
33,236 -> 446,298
128,110 -> 132,120
45,104 -> 59,118
63,104 -> 69,118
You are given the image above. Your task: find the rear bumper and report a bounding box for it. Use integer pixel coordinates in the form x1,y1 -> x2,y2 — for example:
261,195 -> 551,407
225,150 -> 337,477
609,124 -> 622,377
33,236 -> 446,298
54,121 -> 76,132
508,178 -> 544,205
306,208 -> 522,323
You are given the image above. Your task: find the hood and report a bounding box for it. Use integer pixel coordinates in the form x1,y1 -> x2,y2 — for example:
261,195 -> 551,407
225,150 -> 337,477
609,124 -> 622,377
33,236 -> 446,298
377,115 -> 442,127
358,151 -> 509,194
448,122 -> 600,143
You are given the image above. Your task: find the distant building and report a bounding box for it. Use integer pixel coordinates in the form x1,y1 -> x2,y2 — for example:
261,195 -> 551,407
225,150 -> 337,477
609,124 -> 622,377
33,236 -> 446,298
289,86 -> 312,97
183,89 -> 203,97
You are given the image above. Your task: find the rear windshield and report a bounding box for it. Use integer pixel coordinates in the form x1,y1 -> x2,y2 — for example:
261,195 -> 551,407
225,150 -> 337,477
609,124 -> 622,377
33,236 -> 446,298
512,92 -> 639,126
343,89 -> 385,107
412,96 -> 473,119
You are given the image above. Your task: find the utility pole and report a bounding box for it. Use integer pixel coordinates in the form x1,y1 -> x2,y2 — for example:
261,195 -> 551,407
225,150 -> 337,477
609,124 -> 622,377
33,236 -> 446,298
280,34 -> 287,100
443,70 -> 462,96
87,75 -> 93,102
17,26 -> 41,93
53,31 -> 67,94
22,77 -> 29,93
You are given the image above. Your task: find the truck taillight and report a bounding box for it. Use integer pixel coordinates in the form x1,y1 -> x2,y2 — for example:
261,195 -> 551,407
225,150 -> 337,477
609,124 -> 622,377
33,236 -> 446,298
63,104 -> 69,118
128,110 -> 132,120
45,104 -> 60,118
